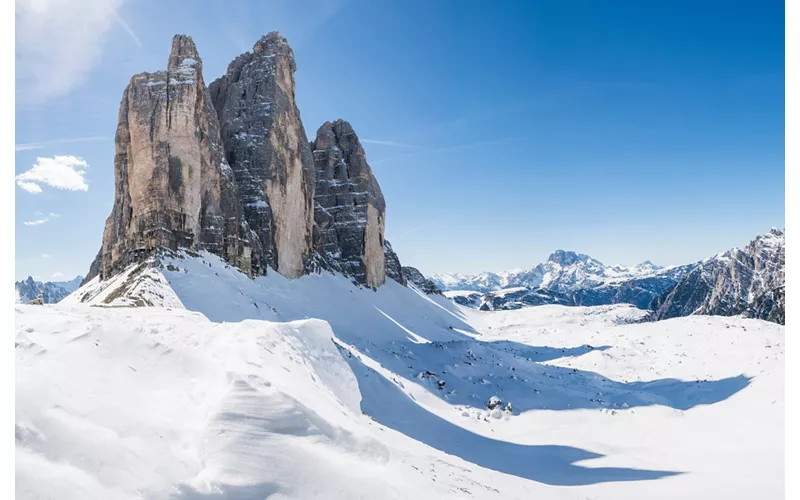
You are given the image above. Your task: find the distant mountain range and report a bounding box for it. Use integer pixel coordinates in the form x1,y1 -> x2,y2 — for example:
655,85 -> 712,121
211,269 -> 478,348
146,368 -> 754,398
15,275 -> 83,304
431,251 -> 697,311
431,229 -> 785,325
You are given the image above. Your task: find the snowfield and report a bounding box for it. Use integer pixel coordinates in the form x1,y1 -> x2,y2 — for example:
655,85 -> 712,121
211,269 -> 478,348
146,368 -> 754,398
17,252 -> 784,499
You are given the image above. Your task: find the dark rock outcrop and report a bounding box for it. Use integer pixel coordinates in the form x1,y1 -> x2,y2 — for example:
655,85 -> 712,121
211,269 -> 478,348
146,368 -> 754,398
402,266 -> 443,295
210,32 -> 315,279
479,287 -> 572,311
744,285 -> 785,324
97,35 -> 258,281
653,229 -> 785,324
310,119 -> 386,288
383,240 -> 406,285
450,292 -> 483,308
82,249 -> 103,285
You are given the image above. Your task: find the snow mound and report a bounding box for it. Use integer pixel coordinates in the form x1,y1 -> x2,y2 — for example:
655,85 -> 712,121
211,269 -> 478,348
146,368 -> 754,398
16,305 -> 396,499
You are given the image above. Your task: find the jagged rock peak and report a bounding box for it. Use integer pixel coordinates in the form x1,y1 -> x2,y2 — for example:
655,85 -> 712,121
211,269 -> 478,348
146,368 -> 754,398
167,34 -> 201,71
253,32 -> 294,61
210,32 -> 316,279
311,119 -> 387,288
548,249 -> 592,266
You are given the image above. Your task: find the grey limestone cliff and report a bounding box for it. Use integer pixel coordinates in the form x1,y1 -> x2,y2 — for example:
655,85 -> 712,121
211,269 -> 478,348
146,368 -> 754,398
92,35 -> 258,282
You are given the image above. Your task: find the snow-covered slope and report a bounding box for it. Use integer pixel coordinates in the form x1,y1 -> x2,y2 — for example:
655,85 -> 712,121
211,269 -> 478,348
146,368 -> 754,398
20,251 -> 784,499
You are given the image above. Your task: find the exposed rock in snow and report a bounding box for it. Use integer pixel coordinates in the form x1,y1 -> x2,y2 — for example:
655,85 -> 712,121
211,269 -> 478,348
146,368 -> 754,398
383,240 -> 407,285
402,266 -> 442,295
445,290 -> 484,308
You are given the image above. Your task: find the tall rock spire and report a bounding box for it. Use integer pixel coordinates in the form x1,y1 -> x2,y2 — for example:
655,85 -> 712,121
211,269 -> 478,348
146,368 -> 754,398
209,32 -> 316,279
84,33 -> 402,291
90,34 -> 259,281
311,119 -> 386,288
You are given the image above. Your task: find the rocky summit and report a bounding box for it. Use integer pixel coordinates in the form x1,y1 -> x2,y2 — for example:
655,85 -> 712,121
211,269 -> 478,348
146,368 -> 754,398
209,33 -> 315,279
311,119 -> 387,288
83,33 -> 439,292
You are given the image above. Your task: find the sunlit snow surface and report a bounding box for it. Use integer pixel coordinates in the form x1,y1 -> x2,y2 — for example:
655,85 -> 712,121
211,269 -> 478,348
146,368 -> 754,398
18,251 -> 784,499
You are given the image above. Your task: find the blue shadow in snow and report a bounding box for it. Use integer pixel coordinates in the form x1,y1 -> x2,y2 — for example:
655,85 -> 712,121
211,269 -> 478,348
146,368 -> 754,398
343,350 -> 682,486
367,335 -> 752,414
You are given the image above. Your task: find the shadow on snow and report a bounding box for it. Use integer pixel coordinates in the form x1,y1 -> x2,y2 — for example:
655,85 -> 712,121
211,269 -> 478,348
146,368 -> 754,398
344,352 -> 682,486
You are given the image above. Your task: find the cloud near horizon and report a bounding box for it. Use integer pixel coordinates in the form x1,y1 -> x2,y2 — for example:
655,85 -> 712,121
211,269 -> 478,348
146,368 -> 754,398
15,136 -> 107,152
24,213 -> 61,226
16,156 -> 89,194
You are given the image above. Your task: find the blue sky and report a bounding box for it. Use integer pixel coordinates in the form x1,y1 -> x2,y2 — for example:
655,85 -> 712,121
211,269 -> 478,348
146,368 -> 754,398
15,0 -> 784,280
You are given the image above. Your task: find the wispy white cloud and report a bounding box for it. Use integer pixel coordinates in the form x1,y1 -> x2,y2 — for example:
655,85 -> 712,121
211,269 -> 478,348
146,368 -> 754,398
24,213 -> 60,226
16,156 -> 89,194
112,10 -> 142,48
15,136 -> 106,152
361,139 -> 421,149
15,0 -> 128,102
17,182 -> 43,194
41,253 -> 52,258
51,272 -> 65,279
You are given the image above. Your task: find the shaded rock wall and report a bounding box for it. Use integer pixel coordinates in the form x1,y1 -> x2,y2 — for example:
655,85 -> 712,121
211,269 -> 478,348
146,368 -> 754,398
210,33 -> 315,278
311,119 -> 386,288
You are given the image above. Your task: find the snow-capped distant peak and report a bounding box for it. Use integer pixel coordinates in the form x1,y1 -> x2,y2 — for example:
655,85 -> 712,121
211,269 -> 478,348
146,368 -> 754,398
431,249 -> 673,295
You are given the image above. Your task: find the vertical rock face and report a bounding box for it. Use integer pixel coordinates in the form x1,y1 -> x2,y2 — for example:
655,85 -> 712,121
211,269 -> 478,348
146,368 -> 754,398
98,35 -> 258,280
311,119 -> 386,288
209,32 -> 315,278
